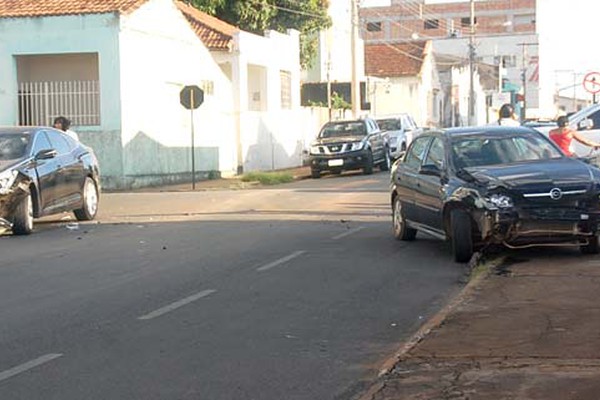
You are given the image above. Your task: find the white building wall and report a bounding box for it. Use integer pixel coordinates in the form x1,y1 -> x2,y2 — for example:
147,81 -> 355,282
119,0 -> 236,180
432,33 -> 539,112
231,29 -> 304,172
303,0 -> 365,83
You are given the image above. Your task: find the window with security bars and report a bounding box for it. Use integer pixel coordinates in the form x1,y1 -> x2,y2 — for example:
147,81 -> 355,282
18,81 -> 101,127
280,70 -> 292,109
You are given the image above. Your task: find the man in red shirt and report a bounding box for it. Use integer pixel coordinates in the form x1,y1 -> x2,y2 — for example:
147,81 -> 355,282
549,116 -> 600,156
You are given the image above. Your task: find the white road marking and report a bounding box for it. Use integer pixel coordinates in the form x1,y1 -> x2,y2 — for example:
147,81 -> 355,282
332,226 -> 365,240
138,289 -> 217,320
0,353 -> 63,383
256,251 -> 306,272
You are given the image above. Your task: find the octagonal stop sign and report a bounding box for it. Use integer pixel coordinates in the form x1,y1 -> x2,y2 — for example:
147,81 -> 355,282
180,85 -> 204,110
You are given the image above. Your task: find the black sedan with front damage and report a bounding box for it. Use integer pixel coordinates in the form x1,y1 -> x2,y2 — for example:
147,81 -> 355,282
391,126 -> 600,262
0,127 -> 100,235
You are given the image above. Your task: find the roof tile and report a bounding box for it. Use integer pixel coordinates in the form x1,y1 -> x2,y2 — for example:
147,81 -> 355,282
0,0 -> 148,18
175,1 -> 238,51
365,42 -> 427,77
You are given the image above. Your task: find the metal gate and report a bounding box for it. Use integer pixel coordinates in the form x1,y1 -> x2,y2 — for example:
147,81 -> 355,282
17,80 -> 101,127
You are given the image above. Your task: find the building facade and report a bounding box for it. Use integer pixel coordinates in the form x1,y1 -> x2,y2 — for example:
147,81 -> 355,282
361,0 -> 540,120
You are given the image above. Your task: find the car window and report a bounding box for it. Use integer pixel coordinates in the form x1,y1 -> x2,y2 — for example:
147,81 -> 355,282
377,119 -> 400,131
404,136 -> 431,168
588,110 -> 600,131
46,130 -> 72,155
0,134 -> 29,160
319,121 -> 366,138
32,132 -> 53,155
451,133 -> 562,169
423,137 -> 445,169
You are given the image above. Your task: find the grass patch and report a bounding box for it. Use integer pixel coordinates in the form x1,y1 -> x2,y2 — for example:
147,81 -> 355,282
241,172 -> 294,185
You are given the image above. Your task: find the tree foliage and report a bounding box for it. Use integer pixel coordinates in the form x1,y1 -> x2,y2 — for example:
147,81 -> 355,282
189,0 -> 331,69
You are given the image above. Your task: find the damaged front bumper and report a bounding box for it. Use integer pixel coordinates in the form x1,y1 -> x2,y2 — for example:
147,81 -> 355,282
478,206 -> 600,248
0,176 -> 31,229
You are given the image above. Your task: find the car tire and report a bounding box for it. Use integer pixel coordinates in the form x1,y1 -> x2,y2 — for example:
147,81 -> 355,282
363,150 -> 374,175
581,234 -> 599,254
393,196 -> 416,241
74,177 -> 99,221
379,149 -> 391,171
12,192 -> 33,235
451,209 -> 474,263
311,169 -> 321,179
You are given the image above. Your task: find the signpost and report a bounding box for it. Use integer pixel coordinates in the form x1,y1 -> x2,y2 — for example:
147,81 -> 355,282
583,72 -> 600,104
179,85 -> 204,189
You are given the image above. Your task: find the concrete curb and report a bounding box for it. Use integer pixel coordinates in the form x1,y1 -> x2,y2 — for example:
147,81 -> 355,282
355,253 -> 505,400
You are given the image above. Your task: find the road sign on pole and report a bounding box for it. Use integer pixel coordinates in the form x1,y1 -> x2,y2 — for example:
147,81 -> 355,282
180,85 -> 205,189
583,72 -> 600,104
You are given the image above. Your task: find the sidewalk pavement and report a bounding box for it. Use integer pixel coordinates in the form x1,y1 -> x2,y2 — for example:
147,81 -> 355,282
108,166 -> 312,193
362,249 -> 600,400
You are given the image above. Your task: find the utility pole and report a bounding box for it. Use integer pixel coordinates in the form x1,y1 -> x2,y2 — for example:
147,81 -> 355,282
467,0 -> 476,126
518,42 -> 538,123
350,0 -> 361,118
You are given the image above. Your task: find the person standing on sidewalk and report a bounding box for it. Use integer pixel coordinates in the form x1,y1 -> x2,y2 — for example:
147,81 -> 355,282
496,103 -> 520,127
549,115 -> 600,156
53,116 -> 79,141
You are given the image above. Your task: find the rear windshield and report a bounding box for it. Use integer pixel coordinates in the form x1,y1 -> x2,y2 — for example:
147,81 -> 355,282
0,134 -> 29,161
377,119 -> 400,131
319,122 -> 366,138
451,133 -> 563,169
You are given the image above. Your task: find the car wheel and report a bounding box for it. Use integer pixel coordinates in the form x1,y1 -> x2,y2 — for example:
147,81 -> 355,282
74,177 -> 99,221
451,209 -> 474,263
581,234 -> 599,254
362,150 -> 374,175
379,149 -> 391,171
311,168 -> 321,179
12,192 -> 33,235
393,196 -> 416,241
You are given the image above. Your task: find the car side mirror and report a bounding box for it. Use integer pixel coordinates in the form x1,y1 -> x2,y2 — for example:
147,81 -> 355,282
35,149 -> 57,160
419,164 -> 441,176
579,118 -> 594,130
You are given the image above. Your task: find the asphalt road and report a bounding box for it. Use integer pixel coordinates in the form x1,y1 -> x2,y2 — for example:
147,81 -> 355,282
0,171 -> 465,400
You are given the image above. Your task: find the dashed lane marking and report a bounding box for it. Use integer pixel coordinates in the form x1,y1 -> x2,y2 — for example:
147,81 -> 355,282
256,251 -> 307,272
0,354 -> 63,383
138,289 -> 217,320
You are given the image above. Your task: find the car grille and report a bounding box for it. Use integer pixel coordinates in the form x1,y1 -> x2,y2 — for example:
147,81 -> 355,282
523,207 -> 591,221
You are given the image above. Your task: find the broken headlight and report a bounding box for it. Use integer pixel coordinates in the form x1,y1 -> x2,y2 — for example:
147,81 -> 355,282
0,170 -> 17,195
486,193 -> 514,209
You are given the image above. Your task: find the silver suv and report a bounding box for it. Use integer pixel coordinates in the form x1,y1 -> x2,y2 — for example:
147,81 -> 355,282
376,114 -> 422,159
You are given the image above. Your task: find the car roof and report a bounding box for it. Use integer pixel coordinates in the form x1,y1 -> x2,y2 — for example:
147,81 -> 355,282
442,126 -> 537,137
0,126 -> 42,135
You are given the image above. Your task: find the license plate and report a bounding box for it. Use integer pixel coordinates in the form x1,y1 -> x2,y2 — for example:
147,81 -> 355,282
328,159 -> 344,167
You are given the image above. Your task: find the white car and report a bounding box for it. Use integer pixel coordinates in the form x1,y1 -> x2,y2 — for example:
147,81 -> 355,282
376,114 -> 422,159
532,104 -> 600,155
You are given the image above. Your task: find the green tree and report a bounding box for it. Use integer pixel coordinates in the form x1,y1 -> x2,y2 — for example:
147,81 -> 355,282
190,0 -> 331,69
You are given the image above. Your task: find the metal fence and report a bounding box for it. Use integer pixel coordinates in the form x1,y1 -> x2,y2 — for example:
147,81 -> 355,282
18,80 -> 101,127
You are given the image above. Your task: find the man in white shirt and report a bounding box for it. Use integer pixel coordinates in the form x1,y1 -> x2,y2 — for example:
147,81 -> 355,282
53,116 -> 79,141
495,103 -> 520,127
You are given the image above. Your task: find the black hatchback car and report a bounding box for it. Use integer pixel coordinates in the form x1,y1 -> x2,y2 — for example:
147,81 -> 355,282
391,126 -> 600,262
0,127 -> 100,235
308,118 -> 390,178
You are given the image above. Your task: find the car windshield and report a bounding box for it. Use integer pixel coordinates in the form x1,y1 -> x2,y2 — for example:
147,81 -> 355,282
451,133 -> 563,169
377,119 -> 399,131
319,122 -> 366,138
0,134 -> 29,160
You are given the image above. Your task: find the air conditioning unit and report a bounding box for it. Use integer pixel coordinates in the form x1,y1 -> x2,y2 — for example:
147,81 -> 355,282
448,29 -> 462,38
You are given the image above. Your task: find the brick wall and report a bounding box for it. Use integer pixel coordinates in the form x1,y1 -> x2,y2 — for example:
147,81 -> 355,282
360,0 -> 535,42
